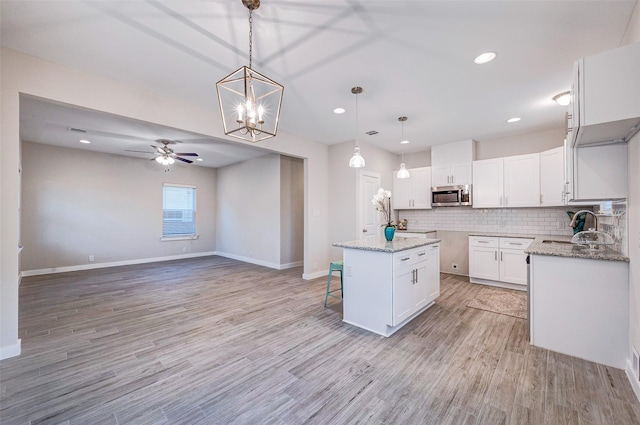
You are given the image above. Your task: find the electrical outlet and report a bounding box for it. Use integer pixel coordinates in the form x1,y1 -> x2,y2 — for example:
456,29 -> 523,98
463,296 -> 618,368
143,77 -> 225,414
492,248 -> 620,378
88,255 -> 95,262
313,262 -> 318,270
182,247 -> 187,253
451,263 -> 459,270
557,221 -> 566,230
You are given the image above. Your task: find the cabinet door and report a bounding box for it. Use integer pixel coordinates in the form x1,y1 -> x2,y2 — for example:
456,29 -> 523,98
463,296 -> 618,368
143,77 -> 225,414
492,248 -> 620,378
392,171 -> 412,209
540,147 -> 564,207
472,158 -> 503,208
504,154 -> 540,207
469,246 -> 499,280
451,162 -> 472,185
499,248 -> 528,285
431,165 -> 451,186
392,265 -> 415,325
425,244 -> 440,302
413,262 -> 429,310
411,167 -> 432,209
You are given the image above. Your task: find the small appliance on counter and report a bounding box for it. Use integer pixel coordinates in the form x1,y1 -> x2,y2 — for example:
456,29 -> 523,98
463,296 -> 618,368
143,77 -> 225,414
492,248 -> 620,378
397,219 -> 408,230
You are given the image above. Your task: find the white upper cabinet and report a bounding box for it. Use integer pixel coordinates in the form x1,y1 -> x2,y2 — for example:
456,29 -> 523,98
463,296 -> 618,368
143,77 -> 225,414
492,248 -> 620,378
392,167 -> 432,209
539,147 -> 564,206
472,158 -> 504,208
503,153 -> 540,207
473,154 -> 540,208
570,42 -> 640,147
431,140 -> 475,186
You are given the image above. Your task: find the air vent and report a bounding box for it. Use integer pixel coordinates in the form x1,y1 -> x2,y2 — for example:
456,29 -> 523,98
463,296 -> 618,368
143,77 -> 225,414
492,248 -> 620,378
365,130 -> 378,136
68,127 -> 87,133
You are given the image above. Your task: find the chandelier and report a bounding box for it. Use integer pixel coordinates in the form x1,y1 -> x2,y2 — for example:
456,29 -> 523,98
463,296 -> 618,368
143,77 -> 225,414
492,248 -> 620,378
216,0 -> 283,143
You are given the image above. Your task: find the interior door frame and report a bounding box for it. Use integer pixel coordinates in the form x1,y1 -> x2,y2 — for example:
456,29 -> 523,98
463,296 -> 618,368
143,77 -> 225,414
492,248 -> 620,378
356,169 -> 381,240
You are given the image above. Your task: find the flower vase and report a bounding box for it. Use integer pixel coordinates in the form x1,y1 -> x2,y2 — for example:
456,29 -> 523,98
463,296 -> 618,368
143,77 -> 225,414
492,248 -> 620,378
384,226 -> 395,241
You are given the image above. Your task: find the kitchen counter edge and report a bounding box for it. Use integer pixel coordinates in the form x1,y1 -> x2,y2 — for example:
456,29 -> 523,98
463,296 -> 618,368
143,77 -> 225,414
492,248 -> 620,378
526,237 -> 629,262
333,238 -> 440,253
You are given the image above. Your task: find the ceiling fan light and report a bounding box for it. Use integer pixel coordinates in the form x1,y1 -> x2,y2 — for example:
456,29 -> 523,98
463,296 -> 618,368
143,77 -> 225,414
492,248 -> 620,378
397,163 -> 410,179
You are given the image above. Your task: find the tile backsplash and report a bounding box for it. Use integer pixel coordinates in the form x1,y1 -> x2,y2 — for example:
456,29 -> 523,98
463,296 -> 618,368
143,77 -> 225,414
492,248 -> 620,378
398,207 -> 590,237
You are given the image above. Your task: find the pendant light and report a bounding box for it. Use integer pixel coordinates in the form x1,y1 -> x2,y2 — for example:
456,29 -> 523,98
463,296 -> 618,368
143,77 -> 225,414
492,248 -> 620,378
216,0 -> 284,143
349,86 -> 366,168
396,116 -> 410,179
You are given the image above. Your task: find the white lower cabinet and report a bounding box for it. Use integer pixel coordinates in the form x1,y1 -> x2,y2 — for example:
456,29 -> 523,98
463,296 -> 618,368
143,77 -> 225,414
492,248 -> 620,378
342,243 -> 440,336
469,236 -> 532,289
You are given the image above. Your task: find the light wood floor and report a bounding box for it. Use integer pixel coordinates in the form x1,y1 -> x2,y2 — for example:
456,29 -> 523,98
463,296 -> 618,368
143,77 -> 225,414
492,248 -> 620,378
1,256 -> 639,425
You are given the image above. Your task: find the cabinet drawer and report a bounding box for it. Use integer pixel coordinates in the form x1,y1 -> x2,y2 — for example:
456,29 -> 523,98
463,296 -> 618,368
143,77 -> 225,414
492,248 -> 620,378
499,237 -> 533,249
393,247 -> 428,268
469,236 -> 498,248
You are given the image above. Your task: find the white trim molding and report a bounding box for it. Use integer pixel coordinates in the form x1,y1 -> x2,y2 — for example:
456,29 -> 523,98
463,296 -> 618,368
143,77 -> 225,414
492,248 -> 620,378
0,339 -> 21,360
213,251 -> 302,271
21,252 -> 217,277
627,359 -> 640,403
302,269 -> 330,280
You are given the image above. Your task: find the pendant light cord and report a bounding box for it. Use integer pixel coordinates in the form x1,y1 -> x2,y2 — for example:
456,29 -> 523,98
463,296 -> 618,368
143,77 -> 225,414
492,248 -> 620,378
355,90 -> 359,148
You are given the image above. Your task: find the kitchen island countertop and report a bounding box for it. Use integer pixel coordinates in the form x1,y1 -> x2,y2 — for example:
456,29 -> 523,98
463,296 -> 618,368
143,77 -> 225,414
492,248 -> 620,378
333,237 -> 440,253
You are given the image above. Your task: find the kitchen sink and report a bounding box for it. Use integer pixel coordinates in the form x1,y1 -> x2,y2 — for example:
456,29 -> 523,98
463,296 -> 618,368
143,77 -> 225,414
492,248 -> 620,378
541,240 -> 573,245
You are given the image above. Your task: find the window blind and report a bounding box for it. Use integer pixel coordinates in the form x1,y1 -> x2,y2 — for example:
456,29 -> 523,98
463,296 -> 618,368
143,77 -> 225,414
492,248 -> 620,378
162,184 -> 196,237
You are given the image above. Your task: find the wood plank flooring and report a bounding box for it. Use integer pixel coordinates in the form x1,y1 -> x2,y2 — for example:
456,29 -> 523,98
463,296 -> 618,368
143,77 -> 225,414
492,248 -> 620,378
1,256 -> 639,424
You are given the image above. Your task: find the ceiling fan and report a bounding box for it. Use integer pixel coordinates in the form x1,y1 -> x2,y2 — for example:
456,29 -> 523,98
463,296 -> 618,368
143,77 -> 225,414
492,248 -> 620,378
126,139 -> 199,165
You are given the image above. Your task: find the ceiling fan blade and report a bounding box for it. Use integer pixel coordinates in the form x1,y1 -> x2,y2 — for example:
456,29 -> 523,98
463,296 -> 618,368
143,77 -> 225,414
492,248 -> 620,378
125,149 -> 154,154
151,145 -> 164,152
175,157 -> 193,164
174,153 -> 198,156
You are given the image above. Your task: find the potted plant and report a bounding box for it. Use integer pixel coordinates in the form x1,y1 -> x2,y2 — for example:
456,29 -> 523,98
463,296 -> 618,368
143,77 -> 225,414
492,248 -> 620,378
372,188 -> 395,241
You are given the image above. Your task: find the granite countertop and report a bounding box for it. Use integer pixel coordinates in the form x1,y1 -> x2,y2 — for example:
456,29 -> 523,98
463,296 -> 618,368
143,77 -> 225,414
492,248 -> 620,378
333,237 -> 440,253
525,236 -> 629,262
395,229 -> 437,234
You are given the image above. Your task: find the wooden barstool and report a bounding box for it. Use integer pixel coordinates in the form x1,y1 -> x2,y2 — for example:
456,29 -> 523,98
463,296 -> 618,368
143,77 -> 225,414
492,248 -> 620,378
324,261 -> 344,307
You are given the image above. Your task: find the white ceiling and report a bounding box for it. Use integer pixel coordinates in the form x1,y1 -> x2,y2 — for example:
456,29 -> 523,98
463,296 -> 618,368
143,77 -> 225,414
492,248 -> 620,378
2,0 -> 638,166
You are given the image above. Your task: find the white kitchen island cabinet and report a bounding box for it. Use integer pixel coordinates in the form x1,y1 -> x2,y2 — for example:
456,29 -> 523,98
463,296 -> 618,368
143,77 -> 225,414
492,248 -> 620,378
332,238 -> 440,337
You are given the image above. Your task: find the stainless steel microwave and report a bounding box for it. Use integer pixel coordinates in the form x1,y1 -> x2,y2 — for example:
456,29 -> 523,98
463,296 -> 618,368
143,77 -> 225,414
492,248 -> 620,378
431,184 -> 472,206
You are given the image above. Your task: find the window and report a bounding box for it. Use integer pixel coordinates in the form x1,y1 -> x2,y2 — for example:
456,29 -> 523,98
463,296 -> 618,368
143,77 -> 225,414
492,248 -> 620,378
162,184 -> 196,238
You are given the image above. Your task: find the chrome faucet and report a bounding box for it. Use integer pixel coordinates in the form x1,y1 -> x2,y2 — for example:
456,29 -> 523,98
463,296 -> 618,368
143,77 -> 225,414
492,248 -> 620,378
569,209 -> 598,231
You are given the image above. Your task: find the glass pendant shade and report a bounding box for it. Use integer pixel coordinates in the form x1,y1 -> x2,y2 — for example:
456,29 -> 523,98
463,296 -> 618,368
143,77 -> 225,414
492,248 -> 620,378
397,162 -> 410,178
349,146 -> 366,168
217,66 -> 283,143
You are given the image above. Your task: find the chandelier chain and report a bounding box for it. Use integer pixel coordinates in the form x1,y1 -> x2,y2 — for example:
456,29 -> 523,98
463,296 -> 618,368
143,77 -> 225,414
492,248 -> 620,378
248,10 -> 253,69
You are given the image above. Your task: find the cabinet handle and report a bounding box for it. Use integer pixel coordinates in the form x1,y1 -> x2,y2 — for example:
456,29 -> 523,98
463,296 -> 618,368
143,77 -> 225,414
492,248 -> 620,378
508,243 -> 523,246
500,196 -> 503,206
401,257 -> 410,261
540,194 -> 543,204
415,269 -> 418,282
495,251 -> 497,261
500,252 -> 503,261
412,269 -> 416,284
418,252 -> 426,256
478,240 -> 490,244
451,175 -> 454,183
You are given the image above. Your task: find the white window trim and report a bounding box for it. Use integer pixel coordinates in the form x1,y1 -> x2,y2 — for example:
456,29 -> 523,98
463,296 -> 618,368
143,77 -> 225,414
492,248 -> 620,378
160,235 -> 200,242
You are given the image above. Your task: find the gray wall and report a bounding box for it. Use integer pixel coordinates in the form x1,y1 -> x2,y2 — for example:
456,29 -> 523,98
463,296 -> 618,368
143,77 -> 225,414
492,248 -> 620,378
21,142 -> 217,271
216,153 -> 304,268
280,156 -> 304,265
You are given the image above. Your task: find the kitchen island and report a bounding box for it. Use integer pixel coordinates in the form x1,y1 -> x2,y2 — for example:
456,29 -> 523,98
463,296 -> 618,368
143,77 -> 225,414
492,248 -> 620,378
332,238 -> 440,337
526,237 -> 629,368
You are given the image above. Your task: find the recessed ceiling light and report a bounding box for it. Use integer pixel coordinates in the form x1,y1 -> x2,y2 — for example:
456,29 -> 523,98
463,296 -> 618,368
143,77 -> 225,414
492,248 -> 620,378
507,117 -> 521,123
196,158 -> 204,162
400,140 -> 410,145
474,52 -> 497,64
552,91 -> 571,106
79,139 -> 91,144
333,107 -> 345,114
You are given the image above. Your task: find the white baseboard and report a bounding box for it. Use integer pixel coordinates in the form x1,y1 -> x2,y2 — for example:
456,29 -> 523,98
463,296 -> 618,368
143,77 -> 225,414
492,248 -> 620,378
21,251 -> 218,277
0,339 -> 21,360
213,251 -> 303,271
302,269 -> 330,280
627,359 -> 640,403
